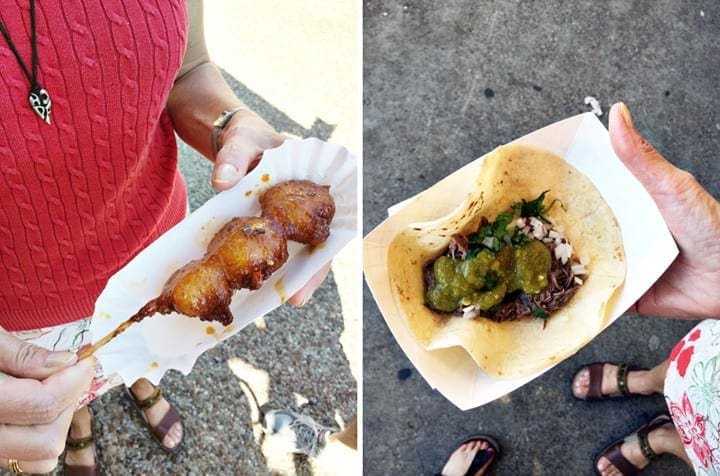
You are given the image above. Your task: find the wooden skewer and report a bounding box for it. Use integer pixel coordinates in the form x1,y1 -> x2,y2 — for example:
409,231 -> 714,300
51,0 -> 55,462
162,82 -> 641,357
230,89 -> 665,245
77,317 -> 137,360
77,300 -> 160,360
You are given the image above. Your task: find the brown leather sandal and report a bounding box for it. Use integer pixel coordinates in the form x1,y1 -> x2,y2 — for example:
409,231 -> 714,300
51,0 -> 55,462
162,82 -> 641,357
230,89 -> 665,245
125,385 -> 184,453
65,407 -> 100,476
571,362 -> 647,401
594,414 -> 673,475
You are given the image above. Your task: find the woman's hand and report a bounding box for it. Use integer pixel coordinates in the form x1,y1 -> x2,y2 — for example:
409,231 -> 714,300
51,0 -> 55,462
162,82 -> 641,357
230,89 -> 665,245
0,329 -> 95,473
609,102 -> 720,319
211,109 -> 285,191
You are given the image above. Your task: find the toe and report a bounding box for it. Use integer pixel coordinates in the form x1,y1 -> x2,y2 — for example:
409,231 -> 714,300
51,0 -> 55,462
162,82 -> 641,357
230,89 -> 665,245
572,368 -> 590,398
163,421 -> 183,449
596,455 -> 621,476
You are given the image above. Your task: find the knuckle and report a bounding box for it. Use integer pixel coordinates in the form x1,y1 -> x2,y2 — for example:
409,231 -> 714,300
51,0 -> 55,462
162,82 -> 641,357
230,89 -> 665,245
636,136 -> 657,156
668,168 -> 699,195
11,342 -> 42,375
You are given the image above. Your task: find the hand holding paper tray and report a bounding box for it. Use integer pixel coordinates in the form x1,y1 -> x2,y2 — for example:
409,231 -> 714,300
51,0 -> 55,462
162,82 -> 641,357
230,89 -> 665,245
363,113 -> 678,410
89,138 -> 357,385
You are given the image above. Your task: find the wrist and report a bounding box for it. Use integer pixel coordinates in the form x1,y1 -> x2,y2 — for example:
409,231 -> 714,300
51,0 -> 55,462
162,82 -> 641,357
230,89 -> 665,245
211,107 -> 248,158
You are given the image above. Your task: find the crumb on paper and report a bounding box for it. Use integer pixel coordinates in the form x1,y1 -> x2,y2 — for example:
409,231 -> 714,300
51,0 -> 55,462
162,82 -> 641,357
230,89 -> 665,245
274,278 -> 286,302
584,96 -> 602,116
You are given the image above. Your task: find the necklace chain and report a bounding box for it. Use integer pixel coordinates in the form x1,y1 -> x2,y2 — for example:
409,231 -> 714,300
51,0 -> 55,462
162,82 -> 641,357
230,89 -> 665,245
0,0 -> 52,124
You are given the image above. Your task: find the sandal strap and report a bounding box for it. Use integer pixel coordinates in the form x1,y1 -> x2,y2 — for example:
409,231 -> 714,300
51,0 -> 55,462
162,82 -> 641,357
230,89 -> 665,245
133,386 -> 163,410
637,431 -> 659,462
603,442 -> 641,476
66,434 -> 94,450
616,363 -> 630,396
636,415 -> 671,462
586,363 -> 605,400
152,404 -> 181,442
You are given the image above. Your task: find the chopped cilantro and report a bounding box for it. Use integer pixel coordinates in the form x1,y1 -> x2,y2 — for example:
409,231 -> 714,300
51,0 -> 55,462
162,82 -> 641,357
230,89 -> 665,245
531,307 -> 549,319
512,190 -> 564,224
469,213 -> 512,252
515,190 -> 549,219
483,273 -> 498,290
510,228 -> 532,247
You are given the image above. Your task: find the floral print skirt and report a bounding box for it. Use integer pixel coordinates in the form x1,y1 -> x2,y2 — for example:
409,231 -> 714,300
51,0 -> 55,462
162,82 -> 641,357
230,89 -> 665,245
665,319 -> 720,475
11,318 -> 123,408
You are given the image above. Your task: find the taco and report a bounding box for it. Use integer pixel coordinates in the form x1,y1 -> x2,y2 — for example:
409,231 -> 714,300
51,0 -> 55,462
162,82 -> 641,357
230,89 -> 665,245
387,144 -> 626,378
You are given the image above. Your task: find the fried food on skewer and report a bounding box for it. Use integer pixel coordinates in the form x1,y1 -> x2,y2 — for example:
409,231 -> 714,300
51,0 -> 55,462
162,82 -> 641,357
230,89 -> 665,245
137,216 -> 289,326
79,179 -> 336,359
260,179 -> 335,246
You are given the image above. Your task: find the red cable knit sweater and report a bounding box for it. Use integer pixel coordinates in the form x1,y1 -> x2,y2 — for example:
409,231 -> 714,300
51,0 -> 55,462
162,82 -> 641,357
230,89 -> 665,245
0,1 -> 189,331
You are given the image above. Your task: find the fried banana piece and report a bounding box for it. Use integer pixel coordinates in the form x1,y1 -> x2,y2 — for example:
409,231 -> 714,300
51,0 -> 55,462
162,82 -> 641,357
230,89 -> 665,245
149,255 -> 234,325
207,216 -> 289,290
139,216 -> 289,325
260,179 -> 335,246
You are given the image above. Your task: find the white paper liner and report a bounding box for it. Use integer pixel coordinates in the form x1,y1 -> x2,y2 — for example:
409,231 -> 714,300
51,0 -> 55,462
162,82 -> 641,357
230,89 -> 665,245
90,138 -> 358,385
364,113 -> 678,410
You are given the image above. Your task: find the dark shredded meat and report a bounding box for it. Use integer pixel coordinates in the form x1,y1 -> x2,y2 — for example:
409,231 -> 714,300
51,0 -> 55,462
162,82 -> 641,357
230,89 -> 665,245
489,253 -> 583,322
448,234 -> 469,259
423,262 -> 435,290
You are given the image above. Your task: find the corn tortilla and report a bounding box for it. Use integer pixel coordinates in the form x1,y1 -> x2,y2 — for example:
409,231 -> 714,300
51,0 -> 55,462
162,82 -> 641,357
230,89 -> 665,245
387,144 -> 626,378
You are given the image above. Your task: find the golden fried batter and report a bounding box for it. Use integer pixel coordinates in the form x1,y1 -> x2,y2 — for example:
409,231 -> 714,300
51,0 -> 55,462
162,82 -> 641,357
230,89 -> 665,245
260,179 -> 335,246
138,217 -> 289,325
127,180 -> 334,327
207,216 -> 289,290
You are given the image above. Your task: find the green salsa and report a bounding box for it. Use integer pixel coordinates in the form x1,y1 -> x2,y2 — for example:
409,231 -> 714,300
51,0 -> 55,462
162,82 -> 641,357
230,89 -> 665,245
425,240 -> 552,313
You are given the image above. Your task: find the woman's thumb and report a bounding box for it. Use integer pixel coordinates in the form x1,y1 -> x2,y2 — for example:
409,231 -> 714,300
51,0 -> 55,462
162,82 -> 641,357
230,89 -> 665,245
0,329 -> 78,379
608,102 -> 679,194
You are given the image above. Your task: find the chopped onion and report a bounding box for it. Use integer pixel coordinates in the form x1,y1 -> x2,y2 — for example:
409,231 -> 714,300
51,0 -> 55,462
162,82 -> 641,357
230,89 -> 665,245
555,242 -> 573,264
482,236 -> 496,249
574,276 -> 584,286
571,263 -> 587,275
462,305 -> 479,319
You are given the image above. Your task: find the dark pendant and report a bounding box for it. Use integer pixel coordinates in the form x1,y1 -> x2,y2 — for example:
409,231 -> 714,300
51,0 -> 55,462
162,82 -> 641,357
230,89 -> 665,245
29,86 -> 52,124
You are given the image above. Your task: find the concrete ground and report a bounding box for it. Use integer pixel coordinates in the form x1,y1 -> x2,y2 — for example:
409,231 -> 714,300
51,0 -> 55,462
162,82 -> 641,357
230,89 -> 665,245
49,2 -> 360,476
364,2 -> 719,475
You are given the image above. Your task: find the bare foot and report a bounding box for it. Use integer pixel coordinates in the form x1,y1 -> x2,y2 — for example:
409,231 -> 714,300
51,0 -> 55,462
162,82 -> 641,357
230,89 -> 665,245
572,364 -> 655,399
441,439 -> 496,476
129,378 -> 183,450
65,405 -> 96,468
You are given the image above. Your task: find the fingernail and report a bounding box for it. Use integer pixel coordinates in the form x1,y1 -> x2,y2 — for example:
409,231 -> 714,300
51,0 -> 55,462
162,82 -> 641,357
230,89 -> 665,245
215,163 -> 238,183
618,102 -> 635,129
45,351 -> 78,368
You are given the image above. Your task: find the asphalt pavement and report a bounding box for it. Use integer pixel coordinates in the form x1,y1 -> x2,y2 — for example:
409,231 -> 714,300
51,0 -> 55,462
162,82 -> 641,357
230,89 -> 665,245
363,2 -> 719,475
